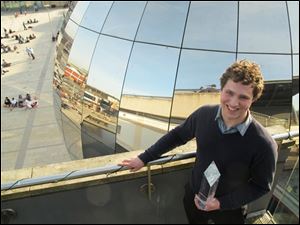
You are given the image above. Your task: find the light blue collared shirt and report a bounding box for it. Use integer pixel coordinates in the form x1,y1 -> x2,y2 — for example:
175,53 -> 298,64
215,106 -> 252,136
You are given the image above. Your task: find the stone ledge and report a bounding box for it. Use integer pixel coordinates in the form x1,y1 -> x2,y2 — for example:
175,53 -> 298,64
1,150 -> 195,200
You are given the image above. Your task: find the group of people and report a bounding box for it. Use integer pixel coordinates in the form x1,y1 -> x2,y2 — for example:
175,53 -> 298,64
22,19 -> 38,30
3,93 -> 38,110
1,23 -> 37,76
13,33 -> 36,44
27,18 -> 39,24
1,28 -> 16,39
1,43 -> 18,53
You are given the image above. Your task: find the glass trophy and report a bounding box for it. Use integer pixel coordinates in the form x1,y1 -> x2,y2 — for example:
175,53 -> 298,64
197,161 -> 221,210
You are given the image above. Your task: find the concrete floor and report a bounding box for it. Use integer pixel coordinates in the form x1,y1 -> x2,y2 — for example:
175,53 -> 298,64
1,8 -> 71,171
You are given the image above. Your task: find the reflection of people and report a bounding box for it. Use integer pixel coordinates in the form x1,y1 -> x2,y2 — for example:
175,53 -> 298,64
119,60 -> 278,224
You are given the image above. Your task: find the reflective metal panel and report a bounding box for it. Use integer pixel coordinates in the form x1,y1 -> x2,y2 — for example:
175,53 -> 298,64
291,79 -> 299,132
54,20 -> 79,92
102,1 -> 146,40
240,55 -> 292,130
136,1 -> 188,47
238,2 -> 290,53
183,1 -> 237,51
293,55 -> 299,77
117,43 -> 180,151
291,55 -> 299,132
87,35 -> 132,100
80,1 -> 113,33
61,27 -> 99,127
70,1 -> 90,24
61,112 -> 83,160
237,54 -> 291,81
81,121 -> 116,157
170,50 -> 235,128
54,18 -> 81,160
82,35 -> 132,145
287,1 -> 299,54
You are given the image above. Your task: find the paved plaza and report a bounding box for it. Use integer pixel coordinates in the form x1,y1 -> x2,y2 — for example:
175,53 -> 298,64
1,8 -> 71,171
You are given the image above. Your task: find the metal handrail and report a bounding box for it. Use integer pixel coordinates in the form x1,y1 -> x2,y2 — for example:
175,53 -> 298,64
1,130 -> 299,191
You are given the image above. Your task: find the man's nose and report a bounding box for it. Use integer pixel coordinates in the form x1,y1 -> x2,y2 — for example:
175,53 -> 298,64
229,96 -> 239,107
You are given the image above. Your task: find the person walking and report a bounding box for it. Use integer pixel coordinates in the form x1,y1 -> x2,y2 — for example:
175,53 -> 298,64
26,47 -> 35,60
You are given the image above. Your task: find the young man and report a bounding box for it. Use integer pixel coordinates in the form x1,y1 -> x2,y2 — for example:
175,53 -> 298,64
119,60 -> 278,224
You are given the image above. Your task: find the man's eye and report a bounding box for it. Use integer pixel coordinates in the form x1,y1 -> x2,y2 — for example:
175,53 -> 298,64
240,96 -> 249,100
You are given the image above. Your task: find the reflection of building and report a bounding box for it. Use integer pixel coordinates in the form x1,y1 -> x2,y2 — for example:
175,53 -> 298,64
64,64 -> 86,85
50,2 -> 298,223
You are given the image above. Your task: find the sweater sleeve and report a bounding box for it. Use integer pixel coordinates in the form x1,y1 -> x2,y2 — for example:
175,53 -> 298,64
218,138 -> 278,210
138,107 -> 200,164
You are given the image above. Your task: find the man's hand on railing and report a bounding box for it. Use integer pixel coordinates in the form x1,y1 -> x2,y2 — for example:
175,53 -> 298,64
119,157 -> 145,172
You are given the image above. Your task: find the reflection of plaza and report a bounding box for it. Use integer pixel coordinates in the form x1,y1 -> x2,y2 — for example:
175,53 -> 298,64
82,86 -> 119,133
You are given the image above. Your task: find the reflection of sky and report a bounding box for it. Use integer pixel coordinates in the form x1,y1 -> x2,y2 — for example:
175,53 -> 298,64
102,1 -> 146,40
64,20 -> 78,39
239,2 -> 290,53
287,1 -> 299,53
80,1 -> 112,32
237,54 -> 291,81
136,1 -> 188,47
65,1 -> 297,99
123,43 -> 179,97
183,1 -> 237,51
87,35 -> 132,99
70,1 -> 90,24
68,27 -> 99,72
176,50 -> 235,90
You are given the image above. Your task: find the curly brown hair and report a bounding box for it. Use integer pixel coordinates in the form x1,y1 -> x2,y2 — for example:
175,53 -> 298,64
220,60 -> 264,101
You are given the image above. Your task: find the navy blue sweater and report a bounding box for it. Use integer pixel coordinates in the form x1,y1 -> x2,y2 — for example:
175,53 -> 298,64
138,105 -> 278,210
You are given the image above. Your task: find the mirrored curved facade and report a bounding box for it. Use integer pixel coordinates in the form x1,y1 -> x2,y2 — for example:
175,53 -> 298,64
53,1 -> 299,159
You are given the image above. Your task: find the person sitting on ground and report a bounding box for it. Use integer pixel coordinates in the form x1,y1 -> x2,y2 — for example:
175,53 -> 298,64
18,94 -> 24,107
4,97 -> 11,108
10,97 -> 17,110
1,65 -> 9,75
25,93 -> 31,101
9,29 -> 15,34
29,34 -> 36,40
33,18 -> 39,23
19,35 -> 25,44
24,98 -> 32,110
2,59 -> 11,68
31,96 -> 39,108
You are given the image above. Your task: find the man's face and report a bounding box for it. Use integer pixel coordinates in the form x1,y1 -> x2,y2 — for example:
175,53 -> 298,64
220,79 -> 254,127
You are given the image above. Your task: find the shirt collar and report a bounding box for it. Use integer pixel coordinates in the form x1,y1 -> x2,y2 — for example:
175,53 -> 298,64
215,105 -> 252,136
